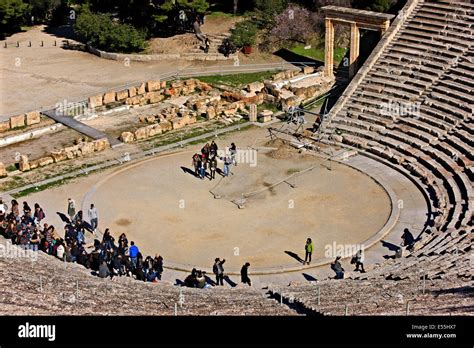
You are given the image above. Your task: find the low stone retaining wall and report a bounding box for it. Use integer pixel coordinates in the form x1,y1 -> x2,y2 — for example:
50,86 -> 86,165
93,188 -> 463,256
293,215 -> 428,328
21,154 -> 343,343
87,45 -> 236,62
16,138 -> 110,173
0,111 -> 43,133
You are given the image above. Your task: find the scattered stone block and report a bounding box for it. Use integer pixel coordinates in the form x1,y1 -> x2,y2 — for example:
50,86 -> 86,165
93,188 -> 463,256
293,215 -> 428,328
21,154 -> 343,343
171,117 -> 187,130
93,138 -> 109,152
187,115 -> 197,125
146,80 -> 161,92
146,124 -> 162,137
247,82 -> 265,93
0,121 -> 11,132
88,94 -> 103,108
171,81 -> 184,89
29,160 -> 39,170
25,111 -> 41,126
134,127 -> 150,140
197,81 -> 212,92
242,93 -> 265,105
264,94 -> 276,104
103,91 -> 116,104
159,121 -> 172,132
18,155 -> 30,172
38,156 -> 54,167
302,66 -> 315,75
116,89 -> 129,101
50,150 -> 67,163
128,87 -> 137,98
126,96 -> 141,105
145,116 -> 156,123
146,91 -> 164,104
223,91 -> 243,101
63,145 -> 81,159
161,81 -> 167,89
0,162 -> 7,178
79,142 -> 95,155
10,114 -> 25,129
273,72 -> 286,80
259,110 -> 273,123
120,132 -> 135,143
206,107 -> 216,120
284,70 -> 297,79
137,83 -> 146,95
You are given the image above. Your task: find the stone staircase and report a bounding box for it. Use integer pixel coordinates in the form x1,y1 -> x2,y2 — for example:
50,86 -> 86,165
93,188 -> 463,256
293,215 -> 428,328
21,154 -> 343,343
181,33 -> 237,61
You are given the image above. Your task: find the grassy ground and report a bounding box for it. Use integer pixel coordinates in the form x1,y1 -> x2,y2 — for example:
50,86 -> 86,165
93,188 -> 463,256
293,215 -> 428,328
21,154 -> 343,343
258,102 -> 279,113
196,71 -> 275,89
12,177 -> 76,198
291,44 -> 348,65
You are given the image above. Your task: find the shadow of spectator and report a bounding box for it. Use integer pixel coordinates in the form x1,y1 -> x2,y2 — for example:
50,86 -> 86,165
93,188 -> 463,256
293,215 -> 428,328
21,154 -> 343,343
180,166 -> 198,178
204,275 -> 216,286
285,250 -> 304,263
302,273 -> 317,282
224,275 -> 237,287
381,240 -> 399,251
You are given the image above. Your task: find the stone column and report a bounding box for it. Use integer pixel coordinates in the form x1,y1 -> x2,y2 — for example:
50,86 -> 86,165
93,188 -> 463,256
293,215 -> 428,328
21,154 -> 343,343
349,22 -> 360,78
324,18 -> 334,78
249,104 -> 257,122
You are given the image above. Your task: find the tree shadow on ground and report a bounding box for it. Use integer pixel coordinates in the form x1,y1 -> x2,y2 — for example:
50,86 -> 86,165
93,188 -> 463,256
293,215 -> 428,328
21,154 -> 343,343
285,250 -> 304,264
273,48 -> 323,66
44,24 -> 79,41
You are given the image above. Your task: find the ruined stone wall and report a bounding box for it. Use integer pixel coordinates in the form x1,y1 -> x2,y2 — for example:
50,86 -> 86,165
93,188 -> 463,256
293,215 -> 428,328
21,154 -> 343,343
0,111 -> 43,133
16,138 -> 110,173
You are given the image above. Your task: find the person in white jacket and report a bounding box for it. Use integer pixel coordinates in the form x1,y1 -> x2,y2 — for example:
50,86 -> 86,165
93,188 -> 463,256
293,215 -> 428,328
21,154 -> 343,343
56,242 -> 65,261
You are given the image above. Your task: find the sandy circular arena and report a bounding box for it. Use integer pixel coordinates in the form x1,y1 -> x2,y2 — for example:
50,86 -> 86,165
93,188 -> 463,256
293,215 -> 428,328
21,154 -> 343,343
83,146 -> 392,273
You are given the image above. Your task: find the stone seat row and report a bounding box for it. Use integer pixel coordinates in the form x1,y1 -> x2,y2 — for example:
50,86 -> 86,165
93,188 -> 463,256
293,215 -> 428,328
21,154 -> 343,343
397,33 -> 467,53
324,117 -> 471,230
404,16 -> 474,37
400,29 -> 470,52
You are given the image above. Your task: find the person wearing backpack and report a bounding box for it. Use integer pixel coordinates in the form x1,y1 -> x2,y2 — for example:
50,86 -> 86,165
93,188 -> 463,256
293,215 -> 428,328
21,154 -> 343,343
213,258 -> 226,286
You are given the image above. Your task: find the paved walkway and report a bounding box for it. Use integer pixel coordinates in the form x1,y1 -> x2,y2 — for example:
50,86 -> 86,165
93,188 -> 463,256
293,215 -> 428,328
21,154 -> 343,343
41,109 -> 122,147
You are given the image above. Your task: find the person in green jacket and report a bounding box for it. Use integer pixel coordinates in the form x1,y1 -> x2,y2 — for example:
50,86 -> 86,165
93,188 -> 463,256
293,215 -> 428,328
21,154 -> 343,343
304,238 -> 314,265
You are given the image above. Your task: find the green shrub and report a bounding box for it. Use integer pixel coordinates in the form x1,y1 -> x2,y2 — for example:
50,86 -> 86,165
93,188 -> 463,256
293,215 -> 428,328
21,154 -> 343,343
74,9 -> 147,53
229,20 -> 258,48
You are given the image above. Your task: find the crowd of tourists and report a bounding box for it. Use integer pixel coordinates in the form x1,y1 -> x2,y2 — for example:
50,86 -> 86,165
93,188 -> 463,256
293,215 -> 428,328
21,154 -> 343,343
0,198 -> 164,283
191,141 -> 237,180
